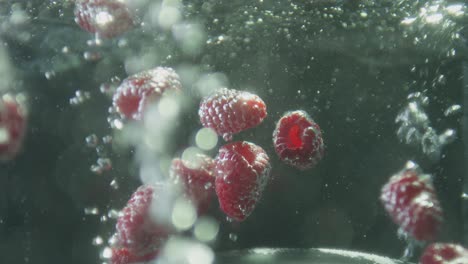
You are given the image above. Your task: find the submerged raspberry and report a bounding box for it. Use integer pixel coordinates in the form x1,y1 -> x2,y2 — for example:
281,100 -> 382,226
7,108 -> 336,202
113,184 -> 172,261
170,154 -> 216,214
272,110 -> 324,170
199,88 -> 267,141
110,247 -> 159,264
0,93 -> 27,161
420,243 -> 468,264
380,165 -> 443,241
74,0 -> 134,38
215,141 -> 271,221
112,67 -> 182,120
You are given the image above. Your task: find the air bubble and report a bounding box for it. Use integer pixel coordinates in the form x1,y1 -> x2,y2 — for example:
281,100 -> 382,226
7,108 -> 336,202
100,215 -> 108,222
195,128 -> 218,151
92,236 -> 104,246
401,17 -> 417,25
95,146 -> 107,157
444,105 -> 461,117
439,129 -> 456,145
171,197 -> 197,231
194,217 -> 219,242
110,76 -> 121,83
445,4 -> 465,16
97,158 -> 112,171
99,83 -> 112,95
0,128 -> 9,144
437,74 -> 446,85
84,207 -> 99,215
107,209 -> 120,219
229,233 -> 238,242
102,135 -> 113,144
83,51 -> 102,61
181,147 -> 204,169
405,160 -> 418,170
204,182 -> 212,190
87,38 -> 102,47
90,164 -> 103,175
108,235 -> 117,246
100,247 -> 112,260
111,119 -> 124,130
45,71 -> 55,80
69,90 -> 91,106
159,238 -> 214,264
85,134 -> 99,148
110,179 -> 119,190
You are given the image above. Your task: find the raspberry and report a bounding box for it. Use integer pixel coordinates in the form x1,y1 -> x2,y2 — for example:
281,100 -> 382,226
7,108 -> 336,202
420,243 -> 468,264
380,165 -> 443,241
170,154 -> 216,214
74,0 -> 134,39
198,88 -> 267,141
113,185 -> 171,260
110,247 -> 159,264
215,141 -> 271,221
272,110 -> 324,170
0,93 -> 27,161
112,67 -> 182,120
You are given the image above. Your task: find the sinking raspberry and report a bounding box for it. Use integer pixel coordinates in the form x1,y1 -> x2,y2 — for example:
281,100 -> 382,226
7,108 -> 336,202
198,88 -> 267,141
110,247 -> 159,264
112,67 -> 182,120
170,154 -> 216,214
272,110 -> 324,170
0,93 -> 27,161
113,184 -> 171,260
74,0 -> 134,38
420,243 -> 468,264
215,141 -> 271,221
380,165 -> 443,241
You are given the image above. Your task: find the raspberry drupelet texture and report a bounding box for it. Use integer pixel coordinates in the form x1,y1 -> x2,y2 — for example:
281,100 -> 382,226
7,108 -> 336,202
380,165 -> 443,241
0,93 -> 27,161
112,67 -> 182,120
170,154 -> 216,214
199,88 -> 267,141
272,110 -> 324,170
74,0 -> 134,38
420,243 -> 468,264
111,247 -> 159,264
112,184 -> 172,263
215,141 -> 271,221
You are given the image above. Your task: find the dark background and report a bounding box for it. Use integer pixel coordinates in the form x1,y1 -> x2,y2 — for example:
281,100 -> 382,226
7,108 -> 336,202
0,0 -> 466,263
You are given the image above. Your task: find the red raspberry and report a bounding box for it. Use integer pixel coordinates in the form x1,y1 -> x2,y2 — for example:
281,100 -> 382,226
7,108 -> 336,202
0,94 -> 27,161
74,0 -> 134,39
110,247 -> 159,264
170,154 -> 216,214
380,166 -> 443,241
113,184 -> 171,260
215,141 -> 271,221
272,110 -> 324,170
198,88 -> 267,141
112,67 -> 182,120
420,243 -> 468,264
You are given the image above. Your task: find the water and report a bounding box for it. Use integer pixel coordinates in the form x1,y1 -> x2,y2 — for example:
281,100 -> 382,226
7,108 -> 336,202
0,0 -> 466,263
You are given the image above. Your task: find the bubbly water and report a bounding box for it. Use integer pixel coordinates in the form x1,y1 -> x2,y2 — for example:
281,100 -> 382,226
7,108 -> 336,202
0,1 -> 466,263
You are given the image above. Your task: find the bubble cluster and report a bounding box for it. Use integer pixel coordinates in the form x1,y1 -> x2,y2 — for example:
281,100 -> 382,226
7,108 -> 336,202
396,92 -> 456,161
84,133 -> 113,175
69,90 -> 91,106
